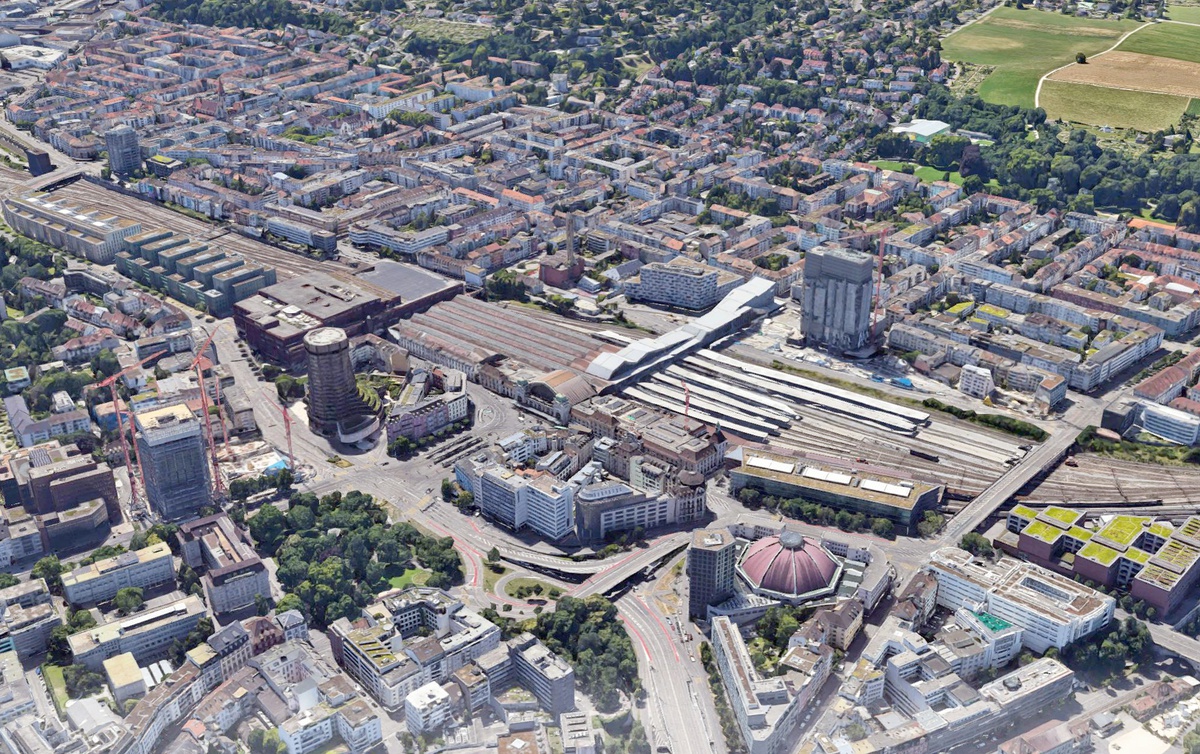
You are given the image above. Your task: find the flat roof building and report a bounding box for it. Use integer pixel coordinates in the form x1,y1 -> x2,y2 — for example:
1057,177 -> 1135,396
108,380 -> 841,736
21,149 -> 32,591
135,405 -> 211,521
177,513 -> 269,615
62,541 -> 175,607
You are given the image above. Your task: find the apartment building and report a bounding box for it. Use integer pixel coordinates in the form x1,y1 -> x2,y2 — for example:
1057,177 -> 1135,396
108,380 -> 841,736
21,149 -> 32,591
622,256 -> 743,311
2,192 -> 142,264
62,542 -> 175,607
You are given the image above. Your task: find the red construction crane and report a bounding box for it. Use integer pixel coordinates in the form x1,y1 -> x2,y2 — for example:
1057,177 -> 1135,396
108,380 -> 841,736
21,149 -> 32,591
187,324 -> 226,500
88,351 -> 163,505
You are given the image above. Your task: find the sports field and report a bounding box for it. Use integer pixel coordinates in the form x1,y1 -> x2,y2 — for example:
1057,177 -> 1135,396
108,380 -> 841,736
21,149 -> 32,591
1038,80 -> 1190,132
941,7 -> 1139,107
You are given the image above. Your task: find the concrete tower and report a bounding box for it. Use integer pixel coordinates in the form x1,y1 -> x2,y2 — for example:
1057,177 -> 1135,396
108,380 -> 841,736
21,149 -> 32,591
801,246 -> 873,353
687,529 -> 738,620
304,327 -> 359,436
134,404 -> 211,520
105,124 -> 141,178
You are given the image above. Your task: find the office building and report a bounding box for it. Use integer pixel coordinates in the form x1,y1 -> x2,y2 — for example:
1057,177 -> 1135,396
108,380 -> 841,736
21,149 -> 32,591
68,594 -> 207,670
62,541 -> 175,607
304,327 -> 369,438
0,579 -> 60,659
561,712 -> 598,754
177,513 -> 270,614
105,124 -> 141,177
687,530 -> 738,620
1,192 -> 142,264
1141,401 -> 1200,445
730,448 -> 943,534
474,465 -> 575,540
0,650 -> 35,724
926,548 -> 1113,653
801,246 -> 873,353
134,404 -> 212,520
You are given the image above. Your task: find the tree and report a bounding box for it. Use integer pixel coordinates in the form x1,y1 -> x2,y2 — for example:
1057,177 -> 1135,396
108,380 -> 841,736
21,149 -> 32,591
924,133 -> 971,171
113,587 -> 144,616
959,532 -> 994,557
275,593 -> 303,615
1075,52 -> 1087,64
63,664 -> 105,698
486,547 -> 500,564
0,574 -> 18,589
248,505 -> 288,553
871,518 -> 895,539
441,479 -> 455,501
917,510 -> 945,538
90,349 -> 121,379
32,556 -> 64,594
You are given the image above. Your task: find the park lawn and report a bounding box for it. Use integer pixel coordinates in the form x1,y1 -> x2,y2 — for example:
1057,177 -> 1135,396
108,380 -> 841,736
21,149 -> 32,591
1039,80 -> 1189,132
941,7 -> 1139,108
482,564 -> 508,593
42,665 -> 67,717
505,576 -> 558,599
1117,22 -> 1200,64
1167,3 -> 1200,23
869,160 -> 993,188
386,566 -> 431,590
1188,99 -> 1200,117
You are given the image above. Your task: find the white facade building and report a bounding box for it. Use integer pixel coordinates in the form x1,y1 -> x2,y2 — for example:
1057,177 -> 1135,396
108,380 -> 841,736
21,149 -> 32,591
959,364 -> 995,399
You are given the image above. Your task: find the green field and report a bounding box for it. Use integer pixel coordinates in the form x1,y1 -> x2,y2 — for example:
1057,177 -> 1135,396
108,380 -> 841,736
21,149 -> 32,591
398,17 -> 493,43
1117,22 -> 1200,64
1039,80 -> 1189,132
42,665 -> 67,717
942,7 -> 1139,107
1188,99 -> 1200,116
1166,3 -> 1200,23
386,566 -> 431,590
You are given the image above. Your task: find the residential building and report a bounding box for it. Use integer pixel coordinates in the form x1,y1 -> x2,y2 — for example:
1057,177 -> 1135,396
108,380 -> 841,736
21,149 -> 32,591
622,257 -> 743,311
960,364 -> 995,399
510,633 -> 575,714
105,125 -> 141,177
404,682 -> 451,735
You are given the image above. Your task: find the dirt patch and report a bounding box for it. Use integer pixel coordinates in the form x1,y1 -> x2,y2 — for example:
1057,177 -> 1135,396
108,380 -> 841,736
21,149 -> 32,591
1047,51 -> 1200,98
987,17 -> 1125,36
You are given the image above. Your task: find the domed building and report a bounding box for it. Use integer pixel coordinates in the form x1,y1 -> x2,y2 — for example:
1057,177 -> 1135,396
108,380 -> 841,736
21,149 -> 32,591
736,530 -> 842,605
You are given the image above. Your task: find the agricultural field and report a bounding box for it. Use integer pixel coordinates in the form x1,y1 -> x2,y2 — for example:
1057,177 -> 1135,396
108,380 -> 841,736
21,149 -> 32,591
1038,20 -> 1200,130
1039,80 -> 1190,132
941,7 -> 1139,108
1116,21 -> 1200,63
1046,52 -> 1200,99
1165,2 -> 1200,24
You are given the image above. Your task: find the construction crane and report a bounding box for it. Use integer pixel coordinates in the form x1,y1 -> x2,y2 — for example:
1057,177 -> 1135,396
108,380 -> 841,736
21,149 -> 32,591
88,351 -> 164,506
278,399 -> 295,476
187,324 -> 227,500
872,228 -> 893,347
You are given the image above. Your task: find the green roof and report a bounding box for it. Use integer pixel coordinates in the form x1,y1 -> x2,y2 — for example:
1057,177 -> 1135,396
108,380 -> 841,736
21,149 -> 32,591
947,302 -> 973,315
1023,520 -> 1063,544
1010,504 -> 1038,521
978,304 -> 1010,318
974,611 -> 1013,633
1179,517 -> 1200,540
1067,526 -> 1093,542
1079,542 -> 1120,566
1121,548 -> 1150,565
1042,506 -> 1083,527
1148,523 -> 1173,539
1095,516 -> 1147,547
1154,540 -> 1200,569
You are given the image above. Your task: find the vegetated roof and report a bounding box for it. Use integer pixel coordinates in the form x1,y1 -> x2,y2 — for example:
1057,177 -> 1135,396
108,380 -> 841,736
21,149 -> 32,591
1121,548 -> 1150,565
1095,516 -> 1148,547
1042,506 -> 1083,527
1022,520 -> 1063,544
1078,542 -> 1120,566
